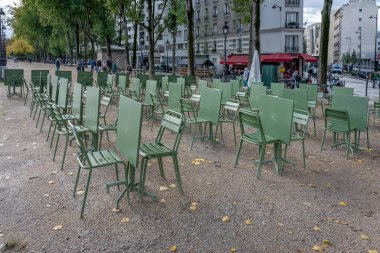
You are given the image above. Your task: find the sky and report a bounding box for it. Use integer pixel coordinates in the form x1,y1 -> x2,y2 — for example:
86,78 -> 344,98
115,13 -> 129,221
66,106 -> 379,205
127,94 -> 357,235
1,0 -> 380,37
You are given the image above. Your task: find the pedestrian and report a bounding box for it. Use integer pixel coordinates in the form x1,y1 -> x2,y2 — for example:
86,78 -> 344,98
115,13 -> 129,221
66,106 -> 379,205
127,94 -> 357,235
106,60 -> 112,73
96,59 -> 102,73
90,59 -> 96,72
55,58 -> 61,71
242,68 -> 250,86
112,61 -> 117,74
102,60 -> 107,72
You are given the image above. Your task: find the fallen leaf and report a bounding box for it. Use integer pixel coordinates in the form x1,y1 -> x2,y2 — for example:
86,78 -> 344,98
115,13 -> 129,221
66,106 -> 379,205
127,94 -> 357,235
53,225 -> 63,230
121,217 -> 130,223
232,201 -> 237,205
277,222 -> 284,226
191,201 -> 198,207
192,161 -> 201,165
244,219 -> 253,225
169,245 -> 177,252
43,194 -> 49,197
335,220 -> 348,225
112,208 -> 121,212
307,184 -> 317,187
0,233 -> 4,237
356,159 -> 364,164
222,216 -> 231,222
159,186 -> 169,191
360,234 -> 370,241
48,181 -> 54,184
169,183 -> 176,189
76,190 -> 85,196
230,247 -> 237,252
368,250 -> 378,253
67,172 -> 75,175
339,201 -> 348,206
50,171 -> 58,174
322,240 -> 331,247
158,199 -> 166,203
312,245 -> 322,251
189,205 -> 197,211
313,226 -> 321,231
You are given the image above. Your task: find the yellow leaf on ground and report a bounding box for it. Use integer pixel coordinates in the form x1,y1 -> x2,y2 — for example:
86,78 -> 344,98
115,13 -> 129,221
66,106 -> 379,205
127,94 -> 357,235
339,201 -> 348,206
169,183 -> 176,189
356,159 -> 364,164
244,219 -> 253,225
312,245 -> 322,251
169,245 -> 177,252
121,217 -> 130,223
322,240 -> 331,247
368,250 -> 378,253
158,199 -> 166,203
112,208 -> 121,212
159,186 -> 169,191
189,205 -> 197,211
76,190 -> 85,196
313,226 -> 321,231
335,220 -> 348,225
222,216 -> 231,222
361,234 -> 370,241
191,202 -> 198,207
48,181 -> 54,184
230,247 -> 237,252
53,225 -> 63,230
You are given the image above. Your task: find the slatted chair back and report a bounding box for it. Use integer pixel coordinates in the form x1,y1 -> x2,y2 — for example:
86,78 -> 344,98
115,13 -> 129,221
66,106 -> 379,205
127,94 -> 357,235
168,82 -> 183,113
130,78 -> 141,100
51,76 -> 59,104
292,109 -> 309,137
145,80 -> 157,106
156,110 -> 185,153
249,85 -> 267,110
72,82 -> 84,124
84,87 -> 100,132
162,76 -> 169,92
239,110 -> 266,144
57,78 -> 69,111
236,91 -> 251,110
118,75 -> 128,96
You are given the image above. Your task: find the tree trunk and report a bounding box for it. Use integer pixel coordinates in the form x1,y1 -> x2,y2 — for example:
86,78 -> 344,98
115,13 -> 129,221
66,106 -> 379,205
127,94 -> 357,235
106,35 -> 112,61
248,0 -> 260,68
318,0 -> 332,86
75,22 -> 80,62
186,0 -> 195,76
147,0 -> 155,78
121,2 -> 130,69
172,31 -> 176,75
132,22 -> 138,68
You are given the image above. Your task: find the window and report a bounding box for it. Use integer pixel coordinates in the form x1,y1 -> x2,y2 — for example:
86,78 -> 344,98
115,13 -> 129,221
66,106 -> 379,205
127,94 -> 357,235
196,43 -> 200,53
158,3 -> 162,10
196,26 -> 200,37
378,41 -> 380,45
232,39 -> 236,48
237,19 -> 242,32
285,35 -> 299,52
286,12 -> 299,28
204,0 -> 209,4
213,6 -> 217,17
213,23 -> 218,35
204,25 -> 208,36
205,8 -> 209,20
177,31 -> 182,37
196,10 -> 200,21
237,38 -> 242,52
184,30 -> 188,41
359,18 -> 362,21
224,3 -> 230,15
203,42 -> 209,53
212,40 -> 217,53
359,9 -> 362,12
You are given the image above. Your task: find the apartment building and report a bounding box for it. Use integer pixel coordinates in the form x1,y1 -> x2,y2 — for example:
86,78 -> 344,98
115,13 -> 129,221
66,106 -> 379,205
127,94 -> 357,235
304,23 -> 321,57
328,0 -> 378,70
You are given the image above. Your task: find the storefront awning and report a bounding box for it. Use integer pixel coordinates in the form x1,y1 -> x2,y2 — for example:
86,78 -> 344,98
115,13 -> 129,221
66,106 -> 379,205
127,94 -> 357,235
220,54 -> 248,65
300,53 -> 318,62
260,53 -> 294,63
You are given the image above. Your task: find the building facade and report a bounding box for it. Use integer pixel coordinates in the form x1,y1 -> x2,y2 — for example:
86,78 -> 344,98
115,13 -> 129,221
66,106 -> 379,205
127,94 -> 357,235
328,0 -> 378,70
304,23 -> 321,57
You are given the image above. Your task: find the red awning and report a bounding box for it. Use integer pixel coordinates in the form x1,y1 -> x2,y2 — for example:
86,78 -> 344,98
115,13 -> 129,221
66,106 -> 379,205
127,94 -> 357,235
220,54 -> 248,65
260,53 -> 294,63
300,53 -> 318,62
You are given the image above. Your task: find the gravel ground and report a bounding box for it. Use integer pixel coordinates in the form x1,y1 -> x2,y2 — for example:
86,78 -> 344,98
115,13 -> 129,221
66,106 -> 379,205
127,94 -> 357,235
0,62 -> 380,253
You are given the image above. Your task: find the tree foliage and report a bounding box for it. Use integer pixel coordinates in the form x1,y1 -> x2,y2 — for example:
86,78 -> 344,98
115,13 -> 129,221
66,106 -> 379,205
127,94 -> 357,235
7,38 -> 34,56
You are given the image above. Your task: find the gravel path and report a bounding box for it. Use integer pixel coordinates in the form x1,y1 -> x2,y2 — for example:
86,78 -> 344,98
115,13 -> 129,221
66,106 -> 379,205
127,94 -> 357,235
0,62 -> 379,252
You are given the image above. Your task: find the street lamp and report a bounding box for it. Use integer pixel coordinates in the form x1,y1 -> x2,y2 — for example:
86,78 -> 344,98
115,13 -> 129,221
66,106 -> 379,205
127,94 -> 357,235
346,37 -> 351,69
166,39 -> 169,72
272,4 -> 282,28
369,14 -> 378,71
356,28 -> 362,72
0,8 -> 7,67
139,37 -> 144,69
222,22 -> 229,81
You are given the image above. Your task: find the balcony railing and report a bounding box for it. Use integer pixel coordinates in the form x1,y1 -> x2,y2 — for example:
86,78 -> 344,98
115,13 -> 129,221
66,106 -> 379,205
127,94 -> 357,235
212,48 -> 217,53
212,14 -> 218,18
285,46 -> 299,52
285,22 -> 300,29
285,0 -> 300,7
224,11 -> 230,16
204,32 -> 208,37
237,28 -> 242,33
237,48 -> 242,53
204,16 -> 209,20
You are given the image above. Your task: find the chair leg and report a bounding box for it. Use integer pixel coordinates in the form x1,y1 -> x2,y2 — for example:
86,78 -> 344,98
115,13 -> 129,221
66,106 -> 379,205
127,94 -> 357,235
60,134 -> 69,170
345,133 -> 350,159
158,157 -> 165,180
320,128 -> 327,152
24,90 -> 29,105
73,164 -> 82,197
232,122 -> 236,146
114,164 -> 120,190
234,139 -> 244,167
116,163 -> 130,209
313,115 -> 316,136
138,158 -> 148,200
47,121 -> 53,142
302,139 -> 306,168
53,133 -> 60,161
256,145 -> 266,179
50,125 -> 57,148
40,112 -> 46,132
80,168 -> 93,218
173,155 -> 184,195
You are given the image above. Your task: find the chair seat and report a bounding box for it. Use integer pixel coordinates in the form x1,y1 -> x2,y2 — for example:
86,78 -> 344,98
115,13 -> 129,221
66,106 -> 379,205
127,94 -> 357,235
327,120 -> 350,132
242,132 -> 278,144
62,114 -> 77,121
139,142 -> 174,158
85,150 -> 123,168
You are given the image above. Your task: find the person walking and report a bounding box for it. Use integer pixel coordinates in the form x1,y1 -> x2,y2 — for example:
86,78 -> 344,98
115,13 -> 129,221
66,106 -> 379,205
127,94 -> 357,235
242,68 -> 250,86
55,58 -> 61,71
90,59 -> 96,72
96,59 -> 102,73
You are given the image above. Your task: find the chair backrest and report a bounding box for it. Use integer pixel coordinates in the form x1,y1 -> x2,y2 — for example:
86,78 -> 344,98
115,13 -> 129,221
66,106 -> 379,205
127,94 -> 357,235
249,85 -> 267,109
130,78 -> 141,99
236,91 -> 251,110
51,76 -> 59,104
84,87 -> 100,132
281,89 -> 308,112
332,93 -> 368,131
180,98 -> 197,116
68,120 -> 90,165
168,82 -> 183,113
46,74 -> 52,99
31,70 -> 49,91
238,109 -> 266,143
4,69 -> 24,87
77,71 -> 93,86
222,99 -> 240,120
118,75 -> 128,96
72,82 -> 83,124
198,80 -> 208,92
156,110 -> 185,153
231,79 -> 240,96
96,72 -> 108,88
218,82 -> 233,105
258,95 -> 294,145
212,78 -> 222,88
374,101 -> 380,117
176,77 -> 186,95
334,86 -> 354,96
299,84 -> 318,103
116,95 -> 143,167
107,74 -> 114,88
198,87 -> 222,124
269,83 -> 284,96
162,76 -> 169,92
325,107 -> 350,130
55,71 -> 72,83
292,109 -> 309,138
100,95 -> 112,116
57,78 -> 69,110
151,93 -> 165,112
145,80 -> 157,106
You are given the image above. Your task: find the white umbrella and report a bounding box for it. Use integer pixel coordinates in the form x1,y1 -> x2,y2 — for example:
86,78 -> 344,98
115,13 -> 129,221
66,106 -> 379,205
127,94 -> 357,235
248,50 -> 261,87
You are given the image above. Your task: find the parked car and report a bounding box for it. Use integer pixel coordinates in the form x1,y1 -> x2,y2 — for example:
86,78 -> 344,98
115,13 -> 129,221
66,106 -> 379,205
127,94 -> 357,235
330,64 -> 343,74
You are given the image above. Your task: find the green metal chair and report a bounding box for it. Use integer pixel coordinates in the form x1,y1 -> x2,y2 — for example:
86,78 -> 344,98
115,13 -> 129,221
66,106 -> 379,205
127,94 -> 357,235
234,110 -> 279,179
373,100 -> 380,132
69,96 -> 143,218
118,75 -> 128,96
139,110 -> 185,199
216,99 -> 240,145
180,98 -> 208,149
236,91 -> 251,110
284,109 -> 309,168
321,107 -> 353,159
150,92 -> 166,130
98,95 -> 112,142
269,83 -> 284,96
62,82 -> 84,124
299,84 -> 317,136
